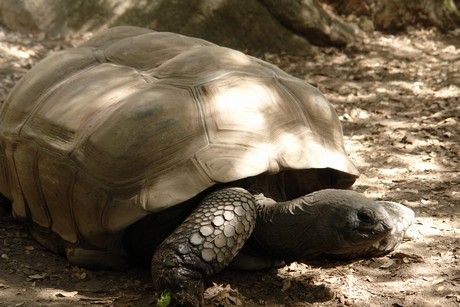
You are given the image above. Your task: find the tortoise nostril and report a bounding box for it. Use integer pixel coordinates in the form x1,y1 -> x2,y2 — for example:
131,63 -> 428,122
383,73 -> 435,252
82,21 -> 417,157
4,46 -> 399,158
357,210 -> 374,224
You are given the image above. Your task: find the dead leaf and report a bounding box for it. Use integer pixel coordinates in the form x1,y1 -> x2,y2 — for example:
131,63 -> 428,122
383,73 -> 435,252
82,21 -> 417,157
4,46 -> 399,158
73,272 -> 87,280
391,252 -> 423,262
380,259 -> 395,269
28,273 -> 47,280
79,297 -> 116,304
431,278 -> 445,285
205,284 -> 242,306
436,286 -> 445,292
282,279 -> 292,291
227,293 -> 242,306
55,291 -> 78,297
325,276 -> 338,283
446,294 -> 460,302
203,283 -> 221,299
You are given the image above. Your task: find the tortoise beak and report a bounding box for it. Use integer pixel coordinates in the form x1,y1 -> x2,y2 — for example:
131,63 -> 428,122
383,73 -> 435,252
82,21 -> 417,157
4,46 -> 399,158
374,220 -> 393,237
355,218 -> 393,239
381,220 -> 392,232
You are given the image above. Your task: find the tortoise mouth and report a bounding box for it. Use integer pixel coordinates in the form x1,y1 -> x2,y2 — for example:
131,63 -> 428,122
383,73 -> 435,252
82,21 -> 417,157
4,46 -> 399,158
320,220 -> 394,259
354,219 -> 392,239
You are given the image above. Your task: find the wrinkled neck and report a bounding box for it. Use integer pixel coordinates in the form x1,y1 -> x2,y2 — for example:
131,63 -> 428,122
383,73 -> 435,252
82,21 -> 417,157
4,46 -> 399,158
243,195 -> 324,261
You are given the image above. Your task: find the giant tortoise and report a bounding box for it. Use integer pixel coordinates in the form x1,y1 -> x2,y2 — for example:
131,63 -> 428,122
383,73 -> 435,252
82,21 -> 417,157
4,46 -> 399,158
0,26 -> 414,305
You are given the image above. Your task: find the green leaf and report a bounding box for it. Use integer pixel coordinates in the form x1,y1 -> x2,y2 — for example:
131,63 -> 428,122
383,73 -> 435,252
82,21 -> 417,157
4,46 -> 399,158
156,290 -> 171,307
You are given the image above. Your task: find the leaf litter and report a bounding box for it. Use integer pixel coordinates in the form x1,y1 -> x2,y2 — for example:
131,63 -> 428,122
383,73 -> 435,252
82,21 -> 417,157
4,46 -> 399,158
0,25 -> 459,306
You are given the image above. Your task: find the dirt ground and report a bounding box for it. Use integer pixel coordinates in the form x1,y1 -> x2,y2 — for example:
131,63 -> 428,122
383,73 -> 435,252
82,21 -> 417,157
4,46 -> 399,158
0,25 -> 459,307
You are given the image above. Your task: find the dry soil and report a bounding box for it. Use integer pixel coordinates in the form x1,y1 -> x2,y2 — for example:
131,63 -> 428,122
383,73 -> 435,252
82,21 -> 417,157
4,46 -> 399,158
0,26 -> 459,307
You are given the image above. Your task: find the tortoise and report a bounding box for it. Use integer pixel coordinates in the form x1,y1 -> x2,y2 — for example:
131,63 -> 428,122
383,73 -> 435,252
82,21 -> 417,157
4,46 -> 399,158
0,26 -> 414,306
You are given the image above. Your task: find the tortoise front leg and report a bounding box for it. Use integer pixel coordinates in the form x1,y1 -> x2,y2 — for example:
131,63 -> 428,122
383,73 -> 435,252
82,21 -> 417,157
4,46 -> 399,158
151,187 -> 256,306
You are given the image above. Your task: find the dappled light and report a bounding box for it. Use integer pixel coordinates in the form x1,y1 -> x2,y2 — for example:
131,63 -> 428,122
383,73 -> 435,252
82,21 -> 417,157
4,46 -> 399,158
241,28 -> 458,306
0,44 -> 30,59
0,15 -> 459,307
281,28 -> 459,306
209,80 -> 269,130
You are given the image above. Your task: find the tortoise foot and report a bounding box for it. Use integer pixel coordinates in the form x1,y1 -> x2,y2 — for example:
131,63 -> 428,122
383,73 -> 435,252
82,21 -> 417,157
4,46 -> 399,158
151,187 -> 257,305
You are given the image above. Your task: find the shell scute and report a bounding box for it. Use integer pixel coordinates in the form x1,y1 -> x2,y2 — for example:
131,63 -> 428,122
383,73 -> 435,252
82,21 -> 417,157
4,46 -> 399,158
0,48 -> 98,135
154,46 -> 274,84
103,32 -> 214,70
77,84 -> 206,184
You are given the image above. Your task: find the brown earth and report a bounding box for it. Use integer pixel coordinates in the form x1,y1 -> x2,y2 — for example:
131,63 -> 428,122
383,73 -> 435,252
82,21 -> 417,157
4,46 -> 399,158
0,26 -> 459,307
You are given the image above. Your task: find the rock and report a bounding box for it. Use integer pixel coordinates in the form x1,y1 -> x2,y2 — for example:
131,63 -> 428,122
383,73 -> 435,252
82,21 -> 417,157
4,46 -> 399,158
0,0 -> 314,54
0,0 -> 67,35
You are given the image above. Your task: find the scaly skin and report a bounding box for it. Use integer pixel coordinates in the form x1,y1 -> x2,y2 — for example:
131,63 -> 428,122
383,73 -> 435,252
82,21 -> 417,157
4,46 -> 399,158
151,188 -> 414,305
240,189 -> 414,263
151,187 -> 256,306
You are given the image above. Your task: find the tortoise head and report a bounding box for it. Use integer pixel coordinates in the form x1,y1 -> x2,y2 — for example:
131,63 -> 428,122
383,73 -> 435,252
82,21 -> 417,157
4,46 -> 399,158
308,190 -> 395,258
250,189 -> 414,262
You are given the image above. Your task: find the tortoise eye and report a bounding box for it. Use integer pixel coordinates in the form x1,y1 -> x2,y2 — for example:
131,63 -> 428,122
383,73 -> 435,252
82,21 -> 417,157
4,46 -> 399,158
357,210 -> 374,224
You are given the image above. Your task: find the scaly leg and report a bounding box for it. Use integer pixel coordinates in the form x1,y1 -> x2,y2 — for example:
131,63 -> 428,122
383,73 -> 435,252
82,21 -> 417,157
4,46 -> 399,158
151,187 -> 257,306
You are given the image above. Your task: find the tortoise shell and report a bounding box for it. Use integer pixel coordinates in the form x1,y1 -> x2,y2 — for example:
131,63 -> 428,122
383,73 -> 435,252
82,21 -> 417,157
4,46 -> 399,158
0,26 -> 358,254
